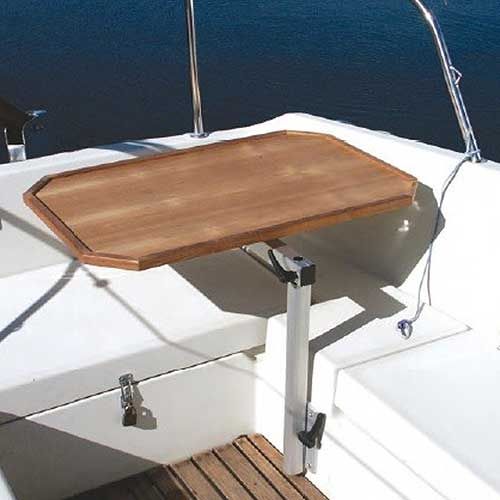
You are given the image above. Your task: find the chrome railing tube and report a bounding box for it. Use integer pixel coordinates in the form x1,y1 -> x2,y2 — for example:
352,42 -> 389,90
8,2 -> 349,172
184,0 -> 482,159
185,0 -> 207,137
410,0 -> 481,162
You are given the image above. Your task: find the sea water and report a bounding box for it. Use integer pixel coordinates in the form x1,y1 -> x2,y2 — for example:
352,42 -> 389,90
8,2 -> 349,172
3,0 -> 499,160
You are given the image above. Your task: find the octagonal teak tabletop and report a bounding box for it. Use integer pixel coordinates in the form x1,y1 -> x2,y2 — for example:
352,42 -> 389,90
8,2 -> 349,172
24,131 -> 417,271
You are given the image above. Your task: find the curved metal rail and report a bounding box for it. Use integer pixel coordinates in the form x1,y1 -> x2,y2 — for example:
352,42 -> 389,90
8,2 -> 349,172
185,0 -> 206,138
185,0 -> 482,162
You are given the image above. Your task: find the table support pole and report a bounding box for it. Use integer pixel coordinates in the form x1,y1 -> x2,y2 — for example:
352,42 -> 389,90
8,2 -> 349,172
283,280 -> 311,475
241,240 -> 324,475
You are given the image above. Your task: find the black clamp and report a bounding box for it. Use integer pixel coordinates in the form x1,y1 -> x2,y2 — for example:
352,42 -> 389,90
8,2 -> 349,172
298,412 -> 326,449
268,249 -> 298,284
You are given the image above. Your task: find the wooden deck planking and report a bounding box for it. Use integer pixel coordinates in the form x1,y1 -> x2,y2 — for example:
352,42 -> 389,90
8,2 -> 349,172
192,451 -> 253,499
25,131 -> 417,270
248,435 -> 329,500
214,443 -> 283,500
171,458 -> 223,499
233,436 -> 305,500
70,434 -> 328,499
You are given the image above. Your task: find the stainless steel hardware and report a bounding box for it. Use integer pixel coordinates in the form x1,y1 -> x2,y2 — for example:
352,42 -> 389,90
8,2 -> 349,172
119,373 -> 137,427
184,0 -> 207,138
184,0 -> 482,161
1,95 -> 46,163
409,0 -> 481,162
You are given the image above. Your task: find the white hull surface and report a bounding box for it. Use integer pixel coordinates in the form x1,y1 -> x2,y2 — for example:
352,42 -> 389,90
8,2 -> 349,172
1,113 -> 500,499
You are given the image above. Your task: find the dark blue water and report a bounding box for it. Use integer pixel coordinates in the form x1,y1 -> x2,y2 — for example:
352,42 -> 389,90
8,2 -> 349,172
3,1 -> 500,160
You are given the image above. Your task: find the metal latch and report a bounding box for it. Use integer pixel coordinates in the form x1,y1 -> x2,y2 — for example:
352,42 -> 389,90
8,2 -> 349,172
267,248 -> 316,287
298,405 -> 326,472
268,249 -> 298,284
119,373 -> 137,427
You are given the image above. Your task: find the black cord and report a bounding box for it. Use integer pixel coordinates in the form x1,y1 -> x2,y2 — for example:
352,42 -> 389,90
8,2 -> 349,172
397,155 -> 470,339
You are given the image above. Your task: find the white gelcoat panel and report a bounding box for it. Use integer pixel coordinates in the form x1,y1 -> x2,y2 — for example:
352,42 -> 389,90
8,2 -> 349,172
0,259 -> 269,422
337,332 -> 500,500
0,353 -> 256,500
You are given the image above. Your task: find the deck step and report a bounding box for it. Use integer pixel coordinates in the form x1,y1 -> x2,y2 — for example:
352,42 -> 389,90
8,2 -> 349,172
70,434 -> 328,500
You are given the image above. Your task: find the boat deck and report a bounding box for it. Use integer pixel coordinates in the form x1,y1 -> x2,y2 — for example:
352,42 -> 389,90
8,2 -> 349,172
70,435 -> 328,500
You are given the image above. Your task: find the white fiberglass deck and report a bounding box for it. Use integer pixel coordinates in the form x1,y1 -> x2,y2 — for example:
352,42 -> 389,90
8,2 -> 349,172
0,258 -> 272,421
2,113 -> 500,500
337,331 -> 500,500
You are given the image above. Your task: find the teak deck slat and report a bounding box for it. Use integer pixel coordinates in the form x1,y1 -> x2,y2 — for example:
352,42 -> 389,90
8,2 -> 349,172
170,459 -> 222,500
214,443 -> 283,500
25,131 -> 417,271
234,437 -> 304,500
192,451 -> 254,499
70,434 -> 328,499
248,435 -> 329,500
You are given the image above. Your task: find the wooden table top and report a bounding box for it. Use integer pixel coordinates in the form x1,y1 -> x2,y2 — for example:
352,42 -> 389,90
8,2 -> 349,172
24,131 -> 417,271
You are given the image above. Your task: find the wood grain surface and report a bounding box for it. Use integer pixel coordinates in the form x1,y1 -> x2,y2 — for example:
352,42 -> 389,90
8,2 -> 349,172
71,434 -> 329,499
24,131 -> 417,270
